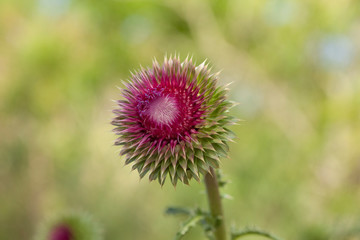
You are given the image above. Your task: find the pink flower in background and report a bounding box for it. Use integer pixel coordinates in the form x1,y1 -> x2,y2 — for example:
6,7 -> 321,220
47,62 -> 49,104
49,225 -> 73,240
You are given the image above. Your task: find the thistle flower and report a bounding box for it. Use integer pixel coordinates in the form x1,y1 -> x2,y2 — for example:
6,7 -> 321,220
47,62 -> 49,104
35,212 -> 102,240
112,56 -> 235,186
49,225 -> 72,240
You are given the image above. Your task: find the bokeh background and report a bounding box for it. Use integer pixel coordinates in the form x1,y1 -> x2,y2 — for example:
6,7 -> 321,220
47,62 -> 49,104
1,0 -> 360,239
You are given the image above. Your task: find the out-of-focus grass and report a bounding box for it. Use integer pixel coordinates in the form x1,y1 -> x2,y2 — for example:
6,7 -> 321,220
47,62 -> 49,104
1,0 -> 360,239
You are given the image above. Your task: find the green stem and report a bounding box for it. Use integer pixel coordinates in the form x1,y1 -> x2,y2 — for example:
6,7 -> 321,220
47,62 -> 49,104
204,167 -> 227,240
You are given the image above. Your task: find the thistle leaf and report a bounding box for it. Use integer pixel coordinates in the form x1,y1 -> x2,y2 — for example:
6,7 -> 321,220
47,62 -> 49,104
231,227 -> 282,240
165,207 -> 192,216
174,215 -> 203,240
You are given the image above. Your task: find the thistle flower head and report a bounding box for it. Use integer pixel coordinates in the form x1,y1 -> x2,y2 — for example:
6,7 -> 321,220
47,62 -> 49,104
50,225 -> 72,240
35,212 -> 102,240
112,56 -> 235,186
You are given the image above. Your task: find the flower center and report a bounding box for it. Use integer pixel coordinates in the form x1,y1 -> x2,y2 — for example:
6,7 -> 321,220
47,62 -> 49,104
135,84 -> 204,141
145,96 -> 179,125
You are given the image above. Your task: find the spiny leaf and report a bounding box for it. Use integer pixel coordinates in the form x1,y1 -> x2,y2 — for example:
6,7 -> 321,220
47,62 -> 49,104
174,215 -> 203,240
165,207 -> 191,216
168,207 -> 217,240
231,227 -> 283,240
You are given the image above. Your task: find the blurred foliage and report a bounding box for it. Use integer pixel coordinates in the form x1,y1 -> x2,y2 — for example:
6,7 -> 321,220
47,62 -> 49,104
1,0 -> 360,239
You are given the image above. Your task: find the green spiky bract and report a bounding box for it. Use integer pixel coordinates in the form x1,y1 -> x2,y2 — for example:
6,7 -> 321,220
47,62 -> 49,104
112,56 -> 236,186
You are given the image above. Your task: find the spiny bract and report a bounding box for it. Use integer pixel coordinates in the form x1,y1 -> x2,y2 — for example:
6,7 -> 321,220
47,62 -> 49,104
112,56 -> 236,186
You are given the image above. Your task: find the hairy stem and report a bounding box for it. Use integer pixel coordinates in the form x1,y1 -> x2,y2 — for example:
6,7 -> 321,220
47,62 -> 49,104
204,167 -> 227,240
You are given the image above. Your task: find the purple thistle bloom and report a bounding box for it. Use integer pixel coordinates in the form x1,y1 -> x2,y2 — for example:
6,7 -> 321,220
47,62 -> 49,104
49,224 -> 73,240
35,212 -> 102,240
112,56 -> 235,186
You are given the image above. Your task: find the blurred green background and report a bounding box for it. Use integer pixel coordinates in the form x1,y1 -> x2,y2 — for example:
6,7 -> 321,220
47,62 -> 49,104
1,0 -> 360,239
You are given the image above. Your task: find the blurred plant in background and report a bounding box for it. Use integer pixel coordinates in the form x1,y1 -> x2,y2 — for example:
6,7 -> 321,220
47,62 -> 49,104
0,0 -> 360,240
34,211 -> 102,240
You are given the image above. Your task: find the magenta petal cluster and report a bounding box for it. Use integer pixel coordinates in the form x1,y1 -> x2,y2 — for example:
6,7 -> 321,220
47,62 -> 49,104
112,56 -> 235,186
50,225 -> 73,240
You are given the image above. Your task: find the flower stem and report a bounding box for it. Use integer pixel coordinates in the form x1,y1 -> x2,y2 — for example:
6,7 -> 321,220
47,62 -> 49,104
204,167 -> 227,240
